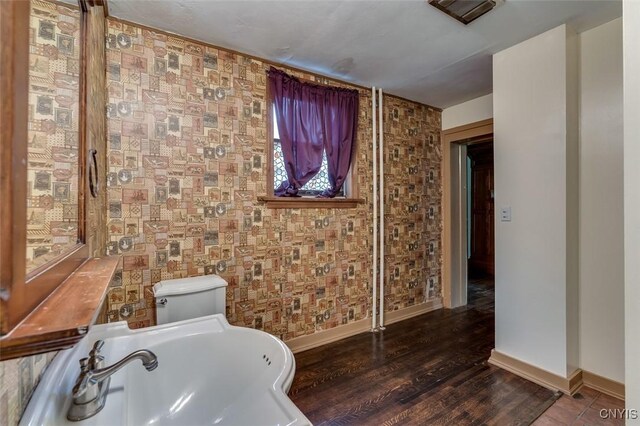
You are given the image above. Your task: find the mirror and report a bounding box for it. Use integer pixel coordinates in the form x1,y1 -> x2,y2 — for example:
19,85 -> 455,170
26,0 -> 82,274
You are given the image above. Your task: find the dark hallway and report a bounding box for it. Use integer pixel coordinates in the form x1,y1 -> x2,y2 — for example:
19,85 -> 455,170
467,141 -> 494,281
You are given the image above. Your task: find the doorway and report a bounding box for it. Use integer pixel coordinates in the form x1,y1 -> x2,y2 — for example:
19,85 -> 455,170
442,119 -> 494,309
467,141 -> 494,280
466,141 -> 494,306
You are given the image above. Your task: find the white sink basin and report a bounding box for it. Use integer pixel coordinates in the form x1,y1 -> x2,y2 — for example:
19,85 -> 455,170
21,315 -> 311,426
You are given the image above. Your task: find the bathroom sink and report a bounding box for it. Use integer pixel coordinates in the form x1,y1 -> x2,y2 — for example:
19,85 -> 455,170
20,315 -> 311,426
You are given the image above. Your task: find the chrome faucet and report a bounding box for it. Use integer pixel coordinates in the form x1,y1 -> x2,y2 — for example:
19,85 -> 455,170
67,340 -> 158,421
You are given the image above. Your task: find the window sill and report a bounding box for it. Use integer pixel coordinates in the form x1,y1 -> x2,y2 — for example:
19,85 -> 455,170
258,196 -> 365,209
0,256 -> 120,360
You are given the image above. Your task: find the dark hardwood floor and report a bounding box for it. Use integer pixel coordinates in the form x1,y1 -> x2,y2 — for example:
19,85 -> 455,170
289,279 -> 560,425
533,386 -> 625,426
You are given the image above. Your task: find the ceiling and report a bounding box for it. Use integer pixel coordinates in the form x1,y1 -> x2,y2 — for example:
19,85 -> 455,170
107,0 -> 621,109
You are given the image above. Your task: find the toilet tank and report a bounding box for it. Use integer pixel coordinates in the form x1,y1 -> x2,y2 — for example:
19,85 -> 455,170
153,275 -> 228,325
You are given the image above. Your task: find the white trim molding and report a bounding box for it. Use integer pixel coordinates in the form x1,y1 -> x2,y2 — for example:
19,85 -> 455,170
286,298 -> 443,354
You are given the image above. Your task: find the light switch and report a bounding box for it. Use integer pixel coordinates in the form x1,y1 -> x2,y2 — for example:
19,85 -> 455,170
500,207 -> 511,222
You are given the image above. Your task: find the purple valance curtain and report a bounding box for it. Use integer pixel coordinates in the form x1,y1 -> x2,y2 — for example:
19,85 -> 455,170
268,67 -> 359,197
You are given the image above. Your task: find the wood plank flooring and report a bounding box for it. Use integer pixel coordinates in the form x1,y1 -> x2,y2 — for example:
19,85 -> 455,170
533,386 -> 625,426
289,279 -> 560,425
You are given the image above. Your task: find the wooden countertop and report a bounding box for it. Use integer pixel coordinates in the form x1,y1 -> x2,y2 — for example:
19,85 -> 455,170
0,256 -> 119,360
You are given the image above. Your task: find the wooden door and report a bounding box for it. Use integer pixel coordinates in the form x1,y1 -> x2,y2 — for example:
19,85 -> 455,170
468,142 -> 494,277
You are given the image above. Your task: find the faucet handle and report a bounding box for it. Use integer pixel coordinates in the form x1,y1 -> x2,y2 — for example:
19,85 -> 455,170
90,355 -> 105,370
72,371 -> 92,398
88,341 -> 106,370
79,357 -> 90,373
73,358 -> 92,398
90,340 -> 105,357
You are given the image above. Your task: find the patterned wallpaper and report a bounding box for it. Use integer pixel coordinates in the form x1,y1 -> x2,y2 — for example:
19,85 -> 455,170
0,352 -> 57,426
26,0 -> 81,273
382,97 -> 443,305
104,19 -> 442,341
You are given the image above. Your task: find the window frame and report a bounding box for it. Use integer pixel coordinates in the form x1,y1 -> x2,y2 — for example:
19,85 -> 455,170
262,76 -> 363,209
0,0 -> 89,335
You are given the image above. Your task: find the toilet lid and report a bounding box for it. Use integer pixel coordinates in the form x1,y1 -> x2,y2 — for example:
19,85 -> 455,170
153,274 -> 228,298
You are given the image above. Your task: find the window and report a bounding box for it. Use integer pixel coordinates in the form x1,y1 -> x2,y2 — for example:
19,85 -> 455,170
272,114 -> 344,197
262,68 -> 363,208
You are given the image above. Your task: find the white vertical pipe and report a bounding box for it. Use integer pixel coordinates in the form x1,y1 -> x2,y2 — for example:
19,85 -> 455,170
378,88 -> 385,329
371,87 -> 378,332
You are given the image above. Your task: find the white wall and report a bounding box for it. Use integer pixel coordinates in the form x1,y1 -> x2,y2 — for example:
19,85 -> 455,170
449,20 -> 626,384
624,0 -> 640,417
493,24 -> 579,377
566,27 -> 580,377
579,18 -> 625,384
442,94 -> 493,130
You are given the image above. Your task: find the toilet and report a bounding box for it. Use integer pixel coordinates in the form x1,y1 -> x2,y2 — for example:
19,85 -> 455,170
153,275 -> 228,324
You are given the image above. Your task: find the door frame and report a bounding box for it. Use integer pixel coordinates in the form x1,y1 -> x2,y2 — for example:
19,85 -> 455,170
442,118 -> 493,308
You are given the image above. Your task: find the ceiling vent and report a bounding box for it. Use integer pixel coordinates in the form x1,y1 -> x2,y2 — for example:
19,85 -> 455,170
428,0 -> 503,25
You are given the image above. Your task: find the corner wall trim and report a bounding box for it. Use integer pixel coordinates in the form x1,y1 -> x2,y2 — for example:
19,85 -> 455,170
582,370 -> 625,401
286,299 -> 443,354
488,349 -> 583,395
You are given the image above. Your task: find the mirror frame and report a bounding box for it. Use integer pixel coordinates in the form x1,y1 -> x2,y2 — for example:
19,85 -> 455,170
0,0 -> 89,335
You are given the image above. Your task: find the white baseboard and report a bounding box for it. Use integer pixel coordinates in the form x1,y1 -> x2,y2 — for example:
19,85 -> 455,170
582,370 -> 625,401
383,298 -> 443,326
286,298 -> 443,354
488,349 -> 582,395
